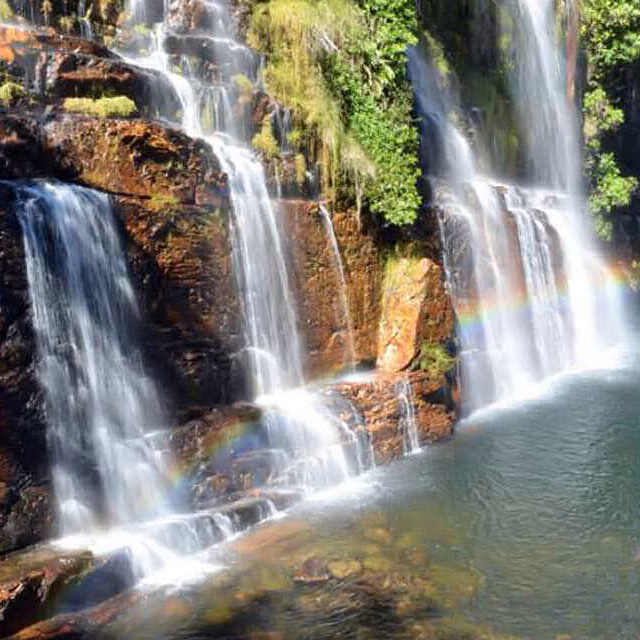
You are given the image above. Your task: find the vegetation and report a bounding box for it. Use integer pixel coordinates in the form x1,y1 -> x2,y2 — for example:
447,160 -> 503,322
63,96 -> 137,118
581,0 -> 640,239
248,0 -> 421,226
0,0 -> 13,21
147,193 -> 180,213
252,114 -> 279,158
0,81 -> 25,107
412,341 -> 455,378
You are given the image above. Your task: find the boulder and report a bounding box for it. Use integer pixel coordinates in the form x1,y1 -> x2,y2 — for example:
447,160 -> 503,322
44,116 -> 227,204
377,255 -> 454,372
0,547 -> 93,636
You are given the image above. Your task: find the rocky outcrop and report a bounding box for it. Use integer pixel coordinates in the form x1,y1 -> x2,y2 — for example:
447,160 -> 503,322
0,11 -> 458,559
0,547 -> 93,636
333,371 -> 455,464
377,255 -> 454,373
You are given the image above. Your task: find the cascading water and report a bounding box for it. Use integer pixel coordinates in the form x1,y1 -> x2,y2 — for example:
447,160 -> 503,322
395,378 -> 419,455
318,204 -> 356,371
123,0 -> 370,491
14,181 -> 252,582
410,0 -> 626,413
16,183 -> 169,534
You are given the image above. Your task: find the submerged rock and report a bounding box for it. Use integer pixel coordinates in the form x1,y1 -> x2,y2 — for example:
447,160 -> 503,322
327,559 -> 362,580
293,556 -> 330,585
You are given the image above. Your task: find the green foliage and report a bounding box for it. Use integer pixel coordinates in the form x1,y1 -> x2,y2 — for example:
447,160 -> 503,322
63,96 -> 138,117
248,0 -> 421,226
232,73 -> 254,95
587,152 -> 637,241
411,341 -> 455,378
0,81 -> 25,106
0,0 -> 13,21
581,0 -> 640,77
581,0 -> 640,240
583,87 -> 624,144
251,115 -> 279,158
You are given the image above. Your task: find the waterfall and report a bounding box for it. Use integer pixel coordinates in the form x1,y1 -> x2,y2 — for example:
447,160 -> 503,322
14,181 -> 256,581
410,0 -> 626,413
123,0 -> 370,490
15,183 -> 169,533
395,378 -> 419,454
318,204 -> 356,371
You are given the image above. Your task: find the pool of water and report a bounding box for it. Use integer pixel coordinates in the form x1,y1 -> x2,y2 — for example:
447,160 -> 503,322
95,337 -> 640,640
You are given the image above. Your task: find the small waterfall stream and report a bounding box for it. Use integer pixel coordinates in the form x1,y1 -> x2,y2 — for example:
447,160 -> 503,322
396,377 -> 420,455
318,204 -> 356,371
5,0 -> 377,579
13,182 -> 242,583
120,0 -> 372,495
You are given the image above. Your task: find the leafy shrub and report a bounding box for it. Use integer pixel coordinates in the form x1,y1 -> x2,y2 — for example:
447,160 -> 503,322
581,0 -> 640,239
248,0 -> 420,226
411,341 -> 455,378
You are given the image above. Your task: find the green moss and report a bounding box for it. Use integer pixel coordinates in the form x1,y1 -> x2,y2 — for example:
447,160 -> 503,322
133,23 -> 151,36
412,341 -> 455,378
63,96 -> 137,118
232,73 -> 253,94
147,193 -> 180,213
58,15 -> 76,34
251,115 -> 279,158
0,81 -> 25,106
295,153 -> 306,186
422,30 -> 450,81
0,0 -> 13,21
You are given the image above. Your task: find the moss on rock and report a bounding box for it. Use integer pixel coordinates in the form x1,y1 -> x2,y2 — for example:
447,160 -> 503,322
0,81 -> 24,106
63,95 -> 137,118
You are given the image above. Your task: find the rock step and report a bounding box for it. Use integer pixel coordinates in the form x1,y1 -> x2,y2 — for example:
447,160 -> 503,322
0,546 -> 133,637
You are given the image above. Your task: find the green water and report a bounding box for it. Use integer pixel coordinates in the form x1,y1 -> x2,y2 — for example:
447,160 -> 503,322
100,342 -> 640,640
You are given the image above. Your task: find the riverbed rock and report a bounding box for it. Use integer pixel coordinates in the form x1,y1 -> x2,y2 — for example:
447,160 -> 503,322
0,546 -> 94,636
327,559 -> 362,580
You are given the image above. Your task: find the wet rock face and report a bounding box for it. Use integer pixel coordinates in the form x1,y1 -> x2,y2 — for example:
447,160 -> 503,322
167,0 -> 215,33
0,186 -> 53,554
0,547 -> 94,637
45,117 -> 228,205
282,200 -> 383,377
0,25 -> 182,120
115,196 -> 242,410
